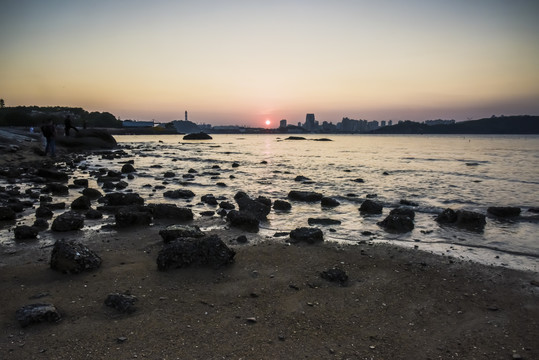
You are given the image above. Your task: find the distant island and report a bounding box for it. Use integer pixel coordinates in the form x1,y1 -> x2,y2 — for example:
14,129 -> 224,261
369,115 -> 539,135
0,103 -> 537,135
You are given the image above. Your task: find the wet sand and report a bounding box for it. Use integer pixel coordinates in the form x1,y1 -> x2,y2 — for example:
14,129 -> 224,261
1,222 -> 538,360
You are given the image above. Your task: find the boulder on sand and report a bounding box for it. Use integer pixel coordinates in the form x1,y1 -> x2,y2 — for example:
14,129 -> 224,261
156,235 -> 235,271
16,303 -> 61,327
51,211 -> 85,232
149,203 -> 194,221
159,224 -> 205,243
289,227 -> 324,244
226,210 -> 260,233
50,239 -> 102,274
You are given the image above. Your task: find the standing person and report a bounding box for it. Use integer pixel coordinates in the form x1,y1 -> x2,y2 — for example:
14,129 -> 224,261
41,118 -> 56,157
64,115 -> 79,136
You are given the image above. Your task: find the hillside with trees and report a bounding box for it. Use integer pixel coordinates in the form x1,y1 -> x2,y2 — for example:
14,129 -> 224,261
0,105 -> 122,128
371,115 -> 539,135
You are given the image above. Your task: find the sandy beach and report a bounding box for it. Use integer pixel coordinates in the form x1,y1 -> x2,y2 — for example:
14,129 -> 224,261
1,129 -> 538,359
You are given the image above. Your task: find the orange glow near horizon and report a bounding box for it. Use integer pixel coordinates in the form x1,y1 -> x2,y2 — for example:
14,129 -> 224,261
1,1 -> 538,125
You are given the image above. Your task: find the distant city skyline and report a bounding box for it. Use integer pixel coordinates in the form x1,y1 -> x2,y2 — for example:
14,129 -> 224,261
1,1 -> 538,127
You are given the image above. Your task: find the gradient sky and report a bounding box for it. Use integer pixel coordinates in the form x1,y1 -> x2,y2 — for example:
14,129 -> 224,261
1,0 -> 538,126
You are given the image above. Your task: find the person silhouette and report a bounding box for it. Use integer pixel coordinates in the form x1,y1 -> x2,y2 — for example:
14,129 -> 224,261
64,115 -> 79,136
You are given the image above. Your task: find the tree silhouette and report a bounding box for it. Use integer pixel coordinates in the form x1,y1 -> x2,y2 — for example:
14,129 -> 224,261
0,99 -> 4,108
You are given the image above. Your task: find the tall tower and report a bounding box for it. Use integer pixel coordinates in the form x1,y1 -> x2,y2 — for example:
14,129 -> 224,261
185,111 -> 188,122
305,114 -> 315,130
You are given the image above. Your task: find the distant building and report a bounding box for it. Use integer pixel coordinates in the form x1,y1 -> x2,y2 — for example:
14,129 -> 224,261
388,120 -> 393,126
304,114 -> 315,131
381,120 -> 386,127
123,120 -> 155,128
279,119 -> 287,128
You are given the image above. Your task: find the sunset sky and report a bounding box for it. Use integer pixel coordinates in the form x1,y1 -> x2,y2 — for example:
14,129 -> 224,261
1,0 -> 538,126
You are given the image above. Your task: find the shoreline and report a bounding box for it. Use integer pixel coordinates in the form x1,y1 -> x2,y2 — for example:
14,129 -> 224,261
1,225 -> 538,359
1,127 -> 538,358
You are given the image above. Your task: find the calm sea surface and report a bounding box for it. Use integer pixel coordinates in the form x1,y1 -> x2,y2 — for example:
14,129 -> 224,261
2,134 -> 539,271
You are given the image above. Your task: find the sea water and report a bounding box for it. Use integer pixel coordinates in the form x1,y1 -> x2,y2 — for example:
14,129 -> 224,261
2,134 -> 538,271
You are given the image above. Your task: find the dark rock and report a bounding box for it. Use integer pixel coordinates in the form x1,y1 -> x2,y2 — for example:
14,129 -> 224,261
400,199 -> 419,206
321,197 -> 340,207
436,208 -> 486,231
200,210 -> 215,216
0,206 -> 16,220
232,162 -> 240,168
377,214 -> 415,233
104,293 -> 137,314
359,200 -> 383,214
50,239 -> 102,273
289,227 -> 324,244
236,235 -> 248,243
16,303 -> 61,327
83,188 -> 103,200
163,171 -> 175,178
102,182 -> 114,190
55,129 -> 117,150
48,202 -> 66,210
183,132 -> 212,140
352,178 -> 364,183
33,218 -> 49,230
14,225 -> 39,240
71,196 -> 91,210
487,206 -> 521,218
73,179 -> 89,188
295,175 -> 311,182
256,196 -> 272,207
99,192 -> 144,206
115,180 -> 128,190
274,232 -> 290,237
227,210 -> 260,232
85,209 -> 103,219
51,211 -> 85,232
149,204 -> 194,221
217,208 -> 227,217
285,136 -> 306,140
308,218 -> 341,226
37,168 -> 69,182
159,225 -> 205,243
42,183 -> 69,196
366,194 -> 378,199
164,189 -> 195,199
219,201 -> 235,210
288,191 -> 323,202
35,206 -> 52,219
216,182 -> 227,187
115,207 -> 152,227
156,235 -> 235,271
201,194 -> 218,205
234,192 -> 271,220
121,164 -> 136,173
389,207 -> 416,220
273,200 -> 292,211
320,268 -> 348,285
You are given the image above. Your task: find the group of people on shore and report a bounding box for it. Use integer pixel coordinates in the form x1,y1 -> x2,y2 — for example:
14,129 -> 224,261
40,116 -> 80,157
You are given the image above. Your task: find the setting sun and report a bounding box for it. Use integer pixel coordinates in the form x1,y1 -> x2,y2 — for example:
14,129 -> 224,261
265,120 -> 271,126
